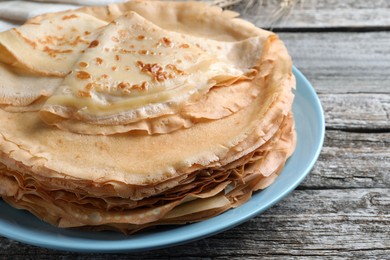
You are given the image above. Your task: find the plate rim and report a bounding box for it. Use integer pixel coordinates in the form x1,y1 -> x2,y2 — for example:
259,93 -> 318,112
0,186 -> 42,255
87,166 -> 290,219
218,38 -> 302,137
0,66 -> 325,253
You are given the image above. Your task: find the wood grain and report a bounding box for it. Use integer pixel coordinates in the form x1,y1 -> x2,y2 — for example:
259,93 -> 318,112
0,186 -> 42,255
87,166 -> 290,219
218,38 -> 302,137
234,0 -> 390,29
300,130 -> 390,189
321,93 -> 390,130
278,32 -> 390,94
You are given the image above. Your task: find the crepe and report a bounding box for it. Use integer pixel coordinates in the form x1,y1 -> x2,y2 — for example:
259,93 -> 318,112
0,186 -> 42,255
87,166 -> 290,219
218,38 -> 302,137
39,11 -> 264,134
0,1 -> 296,234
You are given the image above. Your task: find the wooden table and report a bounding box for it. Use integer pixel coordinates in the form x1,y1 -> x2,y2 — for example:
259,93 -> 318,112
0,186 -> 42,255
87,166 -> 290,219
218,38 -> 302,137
1,1 -> 389,258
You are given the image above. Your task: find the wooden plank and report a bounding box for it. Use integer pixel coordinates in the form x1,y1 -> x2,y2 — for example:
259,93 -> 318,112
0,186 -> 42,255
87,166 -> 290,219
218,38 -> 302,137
277,32 -> 390,94
301,130 -> 390,189
1,188 -> 389,258
235,0 -> 390,29
320,93 -> 390,130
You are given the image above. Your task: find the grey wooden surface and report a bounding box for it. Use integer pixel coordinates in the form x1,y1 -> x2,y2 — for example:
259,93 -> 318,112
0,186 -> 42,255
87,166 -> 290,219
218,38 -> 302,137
1,0 -> 389,258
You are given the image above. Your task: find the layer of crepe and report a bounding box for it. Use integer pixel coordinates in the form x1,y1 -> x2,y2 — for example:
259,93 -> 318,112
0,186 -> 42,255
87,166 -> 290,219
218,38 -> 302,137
0,1 -> 276,135
0,112 -> 295,233
39,11 -> 267,135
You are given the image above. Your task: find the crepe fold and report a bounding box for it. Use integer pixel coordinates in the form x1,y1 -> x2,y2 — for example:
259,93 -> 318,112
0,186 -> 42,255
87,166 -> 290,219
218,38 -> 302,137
0,1 -> 296,234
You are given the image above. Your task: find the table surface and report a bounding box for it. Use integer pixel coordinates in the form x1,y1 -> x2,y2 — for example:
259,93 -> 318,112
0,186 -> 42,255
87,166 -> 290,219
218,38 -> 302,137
1,0 -> 389,259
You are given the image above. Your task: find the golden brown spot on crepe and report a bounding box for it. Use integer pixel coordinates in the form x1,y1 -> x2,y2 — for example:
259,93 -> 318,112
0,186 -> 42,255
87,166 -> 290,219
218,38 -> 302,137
119,49 -> 136,54
137,35 -> 145,40
115,55 -> 120,61
160,37 -> 173,47
57,25 -> 63,30
101,74 -> 109,79
112,36 -> 120,43
85,83 -> 93,90
118,29 -> 128,38
38,36 -> 56,45
138,50 -> 148,55
136,61 -> 166,82
95,57 -> 103,65
111,66 -> 118,71
69,36 -> 88,46
13,29 -> 37,48
124,66 -> 131,71
62,14 -> 79,20
131,81 -> 149,91
166,64 -> 186,76
36,34 -> 87,48
104,47 -> 110,52
76,71 -> 91,80
136,61 -> 185,82
117,82 -> 130,89
77,90 -> 91,97
43,46 -> 72,58
84,31 -> 91,36
79,62 -> 88,68
179,43 -> 190,49
88,40 -> 99,48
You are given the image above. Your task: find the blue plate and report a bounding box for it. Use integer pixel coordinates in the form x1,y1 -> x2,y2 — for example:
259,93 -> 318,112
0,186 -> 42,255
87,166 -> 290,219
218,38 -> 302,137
0,67 -> 325,253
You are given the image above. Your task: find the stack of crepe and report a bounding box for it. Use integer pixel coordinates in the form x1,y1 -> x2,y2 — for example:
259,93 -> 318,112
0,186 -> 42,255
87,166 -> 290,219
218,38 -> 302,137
0,1 -> 296,233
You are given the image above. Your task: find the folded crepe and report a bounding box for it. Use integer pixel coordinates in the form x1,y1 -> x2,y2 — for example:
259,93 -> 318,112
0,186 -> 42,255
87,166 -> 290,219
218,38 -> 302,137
0,1 -> 296,234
